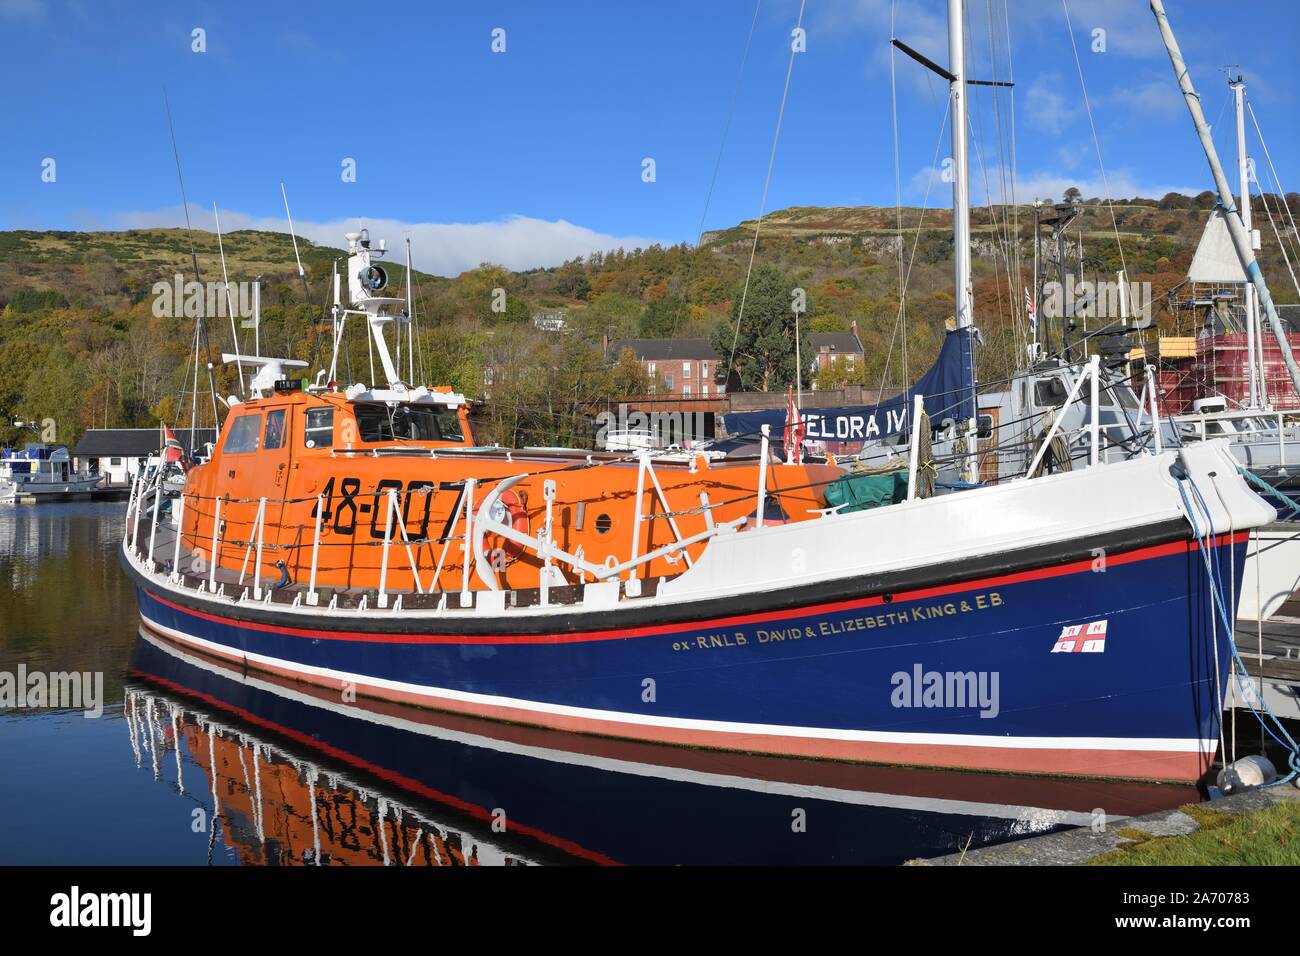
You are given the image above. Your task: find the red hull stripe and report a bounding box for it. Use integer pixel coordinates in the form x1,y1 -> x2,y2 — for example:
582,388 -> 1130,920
147,531 -> 1246,647
146,630 -> 1199,814
138,627 -> 1212,783
130,667 -> 622,866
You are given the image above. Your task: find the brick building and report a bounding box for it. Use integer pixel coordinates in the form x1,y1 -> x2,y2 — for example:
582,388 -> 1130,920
609,339 -> 725,398
809,325 -> 865,376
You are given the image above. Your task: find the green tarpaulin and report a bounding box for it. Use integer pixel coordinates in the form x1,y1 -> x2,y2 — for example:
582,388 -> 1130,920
824,471 -> 909,514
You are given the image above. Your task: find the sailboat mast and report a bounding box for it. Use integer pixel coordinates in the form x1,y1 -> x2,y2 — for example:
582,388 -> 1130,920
949,0 -> 971,332
1151,0 -> 1300,398
948,0 -> 978,482
1232,75 -> 1260,408
406,238 -> 415,384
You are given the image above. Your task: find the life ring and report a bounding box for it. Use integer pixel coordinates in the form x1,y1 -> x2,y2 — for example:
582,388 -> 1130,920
488,489 -> 530,559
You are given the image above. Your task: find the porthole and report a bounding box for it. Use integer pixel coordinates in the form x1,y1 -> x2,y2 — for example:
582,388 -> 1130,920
595,513 -> 613,534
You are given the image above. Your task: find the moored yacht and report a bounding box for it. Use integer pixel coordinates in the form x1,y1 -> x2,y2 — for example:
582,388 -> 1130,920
0,443 -> 102,502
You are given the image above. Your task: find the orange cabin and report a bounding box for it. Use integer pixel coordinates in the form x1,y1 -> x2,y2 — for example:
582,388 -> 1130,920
177,386 -> 837,598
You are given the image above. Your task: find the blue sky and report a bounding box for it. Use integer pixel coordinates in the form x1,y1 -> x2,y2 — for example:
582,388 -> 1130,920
2,0 -> 1297,275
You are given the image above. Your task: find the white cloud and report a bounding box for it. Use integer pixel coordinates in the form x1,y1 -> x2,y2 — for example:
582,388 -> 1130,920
1024,73 -> 1078,135
1011,0 -> 1167,60
0,0 -> 44,18
905,166 -> 1200,206
112,206 -> 665,277
1123,78 -> 1182,119
1002,172 -> 1200,205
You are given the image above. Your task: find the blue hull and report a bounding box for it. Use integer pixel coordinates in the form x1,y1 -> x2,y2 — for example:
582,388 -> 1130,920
130,533 -> 1246,781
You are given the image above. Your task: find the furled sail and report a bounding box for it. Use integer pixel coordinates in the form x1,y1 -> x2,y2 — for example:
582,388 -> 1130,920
722,328 -> 977,443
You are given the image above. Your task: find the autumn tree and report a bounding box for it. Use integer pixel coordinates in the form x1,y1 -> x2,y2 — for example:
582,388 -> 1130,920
709,266 -> 812,391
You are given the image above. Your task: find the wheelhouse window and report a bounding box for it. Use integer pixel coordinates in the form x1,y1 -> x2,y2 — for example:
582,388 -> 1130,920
263,409 -> 287,450
1034,378 -> 1069,408
355,403 -> 465,443
223,413 -> 262,453
304,407 -> 334,448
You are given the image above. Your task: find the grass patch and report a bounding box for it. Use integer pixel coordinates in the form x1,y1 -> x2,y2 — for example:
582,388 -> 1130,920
1090,799 -> 1300,866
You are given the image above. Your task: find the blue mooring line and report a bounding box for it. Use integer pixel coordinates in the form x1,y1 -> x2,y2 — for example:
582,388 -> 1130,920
1178,475 -> 1300,785
1237,465 -> 1300,518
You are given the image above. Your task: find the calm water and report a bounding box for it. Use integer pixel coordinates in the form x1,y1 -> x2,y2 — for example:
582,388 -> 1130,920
0,503 -> 1207,865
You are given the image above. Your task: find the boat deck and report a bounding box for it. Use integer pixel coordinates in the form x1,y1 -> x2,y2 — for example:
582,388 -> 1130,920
137,505 -> 1300,697
1237,598 -> 1300,683
135,509 -> 659,611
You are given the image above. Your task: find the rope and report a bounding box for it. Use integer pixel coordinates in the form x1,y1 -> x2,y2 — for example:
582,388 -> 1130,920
1027,413 -> 1074,478
1177,473 -> 1300,783
1236,465 -> 1300,518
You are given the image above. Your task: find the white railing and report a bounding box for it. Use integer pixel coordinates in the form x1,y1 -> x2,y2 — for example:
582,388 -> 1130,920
755,425 -> 770,528
236,498 -> 267,598
147,479 -> 162,572
209,496 -> 223,591
1026,354 -> 1102,477
170,493 -> 186,581
306,494 -> 323,606
907,393 -> 924,500
377,487 -> 425,609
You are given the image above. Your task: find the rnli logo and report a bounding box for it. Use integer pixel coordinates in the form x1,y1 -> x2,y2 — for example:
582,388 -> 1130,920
1051,620 -> 1107,653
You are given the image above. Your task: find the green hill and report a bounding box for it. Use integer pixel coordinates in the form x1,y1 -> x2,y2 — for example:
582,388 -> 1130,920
2,192 -> 1297,449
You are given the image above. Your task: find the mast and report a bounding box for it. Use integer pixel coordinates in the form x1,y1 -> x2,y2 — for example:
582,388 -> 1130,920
949,0 -> 978,483
405,238 -> 415,384
213,203 -> 245,398
950,0 -> 971,334
1151,0 -> 1300,398
1232,74 -> 1260,408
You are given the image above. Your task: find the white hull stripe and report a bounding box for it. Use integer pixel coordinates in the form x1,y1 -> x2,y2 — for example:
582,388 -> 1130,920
137,629 -> 1109,828
141,611 -> 1215,756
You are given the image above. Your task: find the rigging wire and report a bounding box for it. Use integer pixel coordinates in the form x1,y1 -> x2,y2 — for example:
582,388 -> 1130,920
1254,175 -> 1300,300
163,87 -> 221,447
997,0 -> 1025,359
695,0 -> 763,248
889,0 -> 908,391
1246,99 -> 1300,266
1060,0 -> 1129,284
875,96 -> 952,399
1245,99 -> 1300,296
983,0 -> 1024,357
725,0 -> 808,388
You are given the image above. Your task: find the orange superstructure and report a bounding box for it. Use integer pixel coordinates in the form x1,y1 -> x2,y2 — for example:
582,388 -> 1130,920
162,225 -> 837,601
177,385 -> 836,596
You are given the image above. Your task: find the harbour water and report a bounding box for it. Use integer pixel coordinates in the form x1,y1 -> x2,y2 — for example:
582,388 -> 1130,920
0,503 -> 1211,865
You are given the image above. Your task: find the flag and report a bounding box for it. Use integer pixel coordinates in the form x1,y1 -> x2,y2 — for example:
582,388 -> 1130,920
160,423 -> 185,466
783,386 -> 806,465
1025,287 -> 1037,337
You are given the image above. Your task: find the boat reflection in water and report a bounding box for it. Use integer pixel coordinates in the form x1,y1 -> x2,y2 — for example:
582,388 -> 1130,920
126,625 -> 1203,866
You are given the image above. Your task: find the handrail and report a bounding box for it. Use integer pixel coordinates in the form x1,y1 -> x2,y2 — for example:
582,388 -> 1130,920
1025,354 -> 1100,478
306,494 -> 323,606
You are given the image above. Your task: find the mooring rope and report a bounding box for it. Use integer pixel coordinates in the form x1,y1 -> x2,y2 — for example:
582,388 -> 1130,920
1177,471 -> 1300,783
